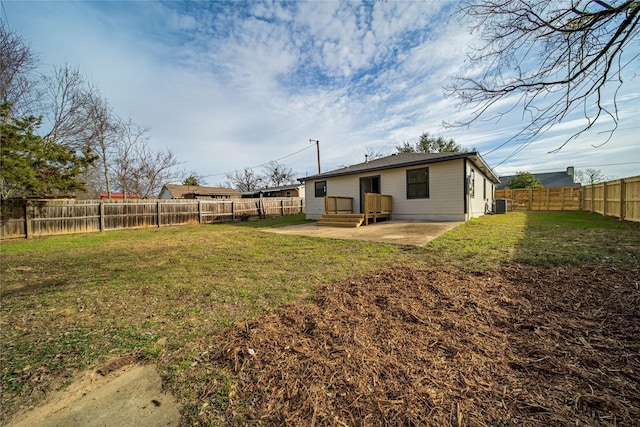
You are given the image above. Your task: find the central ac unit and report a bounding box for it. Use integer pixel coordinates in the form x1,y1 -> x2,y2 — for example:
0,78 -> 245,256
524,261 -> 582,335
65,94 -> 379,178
493,198 -> 507,214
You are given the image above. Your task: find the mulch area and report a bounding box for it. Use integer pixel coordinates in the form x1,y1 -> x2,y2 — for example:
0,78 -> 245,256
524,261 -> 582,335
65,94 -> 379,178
209,265 -> 640,426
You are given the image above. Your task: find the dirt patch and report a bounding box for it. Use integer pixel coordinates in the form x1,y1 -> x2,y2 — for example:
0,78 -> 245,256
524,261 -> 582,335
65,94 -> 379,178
6,361 -> 180,427
208,265 -> 640,426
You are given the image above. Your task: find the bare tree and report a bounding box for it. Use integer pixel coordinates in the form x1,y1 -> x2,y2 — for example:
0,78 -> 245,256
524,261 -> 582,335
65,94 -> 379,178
0,22 -> 40,115
135,145 -> 182,198
575,168 -> 608,185
76,165 -> 104,199
364,146 -> 385,162
447,1 -> 639,151
226,168 -> 263,192
110,120 -> 182,198
108,118 -> 143,199
41,64 -> 93,150
84,90 -> 118,198
262,161 -> 295,187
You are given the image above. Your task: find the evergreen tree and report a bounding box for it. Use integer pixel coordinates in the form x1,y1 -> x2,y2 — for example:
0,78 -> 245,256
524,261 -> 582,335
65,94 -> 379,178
183,175 -> 200,186
396,132 -> 465,153
0,103 -> 95,198
507,172 -> 543,189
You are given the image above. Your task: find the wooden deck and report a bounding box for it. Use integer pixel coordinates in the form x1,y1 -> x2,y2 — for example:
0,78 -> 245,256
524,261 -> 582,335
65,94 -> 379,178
318,193 -> 392,228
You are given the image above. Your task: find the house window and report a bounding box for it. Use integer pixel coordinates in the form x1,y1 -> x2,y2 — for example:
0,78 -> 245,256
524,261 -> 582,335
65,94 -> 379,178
406,167 -> 429,199
285,191 -> 291,197
483,178 -> 487,200
469,169 -> 475,198
314,181 -> 326,197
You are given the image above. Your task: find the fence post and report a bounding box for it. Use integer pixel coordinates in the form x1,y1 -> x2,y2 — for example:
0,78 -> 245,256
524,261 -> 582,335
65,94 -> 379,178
232,200 -> 235,222
528,188 -> 533,211
546,188 -> 550,211
591,185 -> 595,213
620,178 -> 626,221
198,199 -> 203,224
157,201 -> 161,227
99,201 -> 105,232
603,182 -> 608,216
578,187 -> 582,211
24,201 -> 32,239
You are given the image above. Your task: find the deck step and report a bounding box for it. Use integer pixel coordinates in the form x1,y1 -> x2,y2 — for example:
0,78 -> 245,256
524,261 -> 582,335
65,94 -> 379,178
316,214 -> 364,228
316,221 -> 361,228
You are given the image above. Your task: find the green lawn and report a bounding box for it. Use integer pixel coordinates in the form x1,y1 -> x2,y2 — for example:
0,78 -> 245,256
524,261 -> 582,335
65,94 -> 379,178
1,212 -> 638,422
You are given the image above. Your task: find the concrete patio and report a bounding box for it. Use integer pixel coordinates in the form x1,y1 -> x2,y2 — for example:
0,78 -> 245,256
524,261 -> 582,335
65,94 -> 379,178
263,220 -> 463,246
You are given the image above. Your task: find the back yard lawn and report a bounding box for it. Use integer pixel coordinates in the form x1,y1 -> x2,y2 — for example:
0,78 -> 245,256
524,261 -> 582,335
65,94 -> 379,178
1,212 -> 638,426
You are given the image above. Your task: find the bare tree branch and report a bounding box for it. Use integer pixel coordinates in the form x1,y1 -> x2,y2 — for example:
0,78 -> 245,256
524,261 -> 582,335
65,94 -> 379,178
262,161 -> 295,187
0,21 -> 40,116
226,169 -> 264,193
41,64 -> 94,151
84,90 -> 118,198
446,0 -> 639,152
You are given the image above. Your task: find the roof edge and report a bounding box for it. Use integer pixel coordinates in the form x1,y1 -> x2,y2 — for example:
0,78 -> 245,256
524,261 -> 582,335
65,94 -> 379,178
299,152 -> 499,183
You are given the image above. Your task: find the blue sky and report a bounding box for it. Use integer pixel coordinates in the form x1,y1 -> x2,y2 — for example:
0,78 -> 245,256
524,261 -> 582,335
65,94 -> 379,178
3,0 -> 639,184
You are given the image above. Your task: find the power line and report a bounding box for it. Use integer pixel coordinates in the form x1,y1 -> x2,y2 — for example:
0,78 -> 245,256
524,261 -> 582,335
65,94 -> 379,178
495,162 -> 640,174
566,162 -> 640,169
202,143 -> 316,179
1,0 -> 10,27
488,137 -> 640,169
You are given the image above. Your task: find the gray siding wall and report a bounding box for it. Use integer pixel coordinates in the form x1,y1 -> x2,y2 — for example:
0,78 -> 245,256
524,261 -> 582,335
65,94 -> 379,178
305,157 -> 497,222
466,160 -> 495,219
306,159 -> 468,221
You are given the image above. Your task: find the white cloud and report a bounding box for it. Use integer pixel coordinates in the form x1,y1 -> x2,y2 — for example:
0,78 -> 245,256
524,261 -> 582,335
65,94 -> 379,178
5,0 -> 639,187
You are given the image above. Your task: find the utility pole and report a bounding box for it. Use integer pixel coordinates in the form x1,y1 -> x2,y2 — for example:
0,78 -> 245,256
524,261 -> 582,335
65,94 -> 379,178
309,139 -> 320,174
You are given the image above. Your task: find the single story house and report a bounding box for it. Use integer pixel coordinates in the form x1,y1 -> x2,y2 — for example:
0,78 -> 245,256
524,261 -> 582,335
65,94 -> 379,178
159,184 -> 240,199
299,152 -> 500,222
497,167 -> 580,189
241,184 -> 305,198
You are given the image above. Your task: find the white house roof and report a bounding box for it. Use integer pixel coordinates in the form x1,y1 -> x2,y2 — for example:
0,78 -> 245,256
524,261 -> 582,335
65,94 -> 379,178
299,152 -> 500,184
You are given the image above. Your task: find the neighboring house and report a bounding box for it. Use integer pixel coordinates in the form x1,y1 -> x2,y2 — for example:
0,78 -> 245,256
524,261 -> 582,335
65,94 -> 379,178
158,184 -> 240,199
241,184 -> 305,198
299,152 -> 500,222
497,167 -> 580,190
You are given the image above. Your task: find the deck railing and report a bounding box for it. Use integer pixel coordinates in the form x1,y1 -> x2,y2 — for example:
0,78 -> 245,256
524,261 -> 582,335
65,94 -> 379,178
324,196 -> 354,214
364,193 -> 392,225
364,193 -> 392,214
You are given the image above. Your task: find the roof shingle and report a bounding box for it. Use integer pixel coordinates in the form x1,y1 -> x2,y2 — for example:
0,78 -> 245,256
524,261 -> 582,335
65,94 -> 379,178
299,152 -> 500,183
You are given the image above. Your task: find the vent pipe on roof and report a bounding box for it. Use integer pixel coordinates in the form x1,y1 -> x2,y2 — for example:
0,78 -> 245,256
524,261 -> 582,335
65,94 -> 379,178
365,154 -> 369,163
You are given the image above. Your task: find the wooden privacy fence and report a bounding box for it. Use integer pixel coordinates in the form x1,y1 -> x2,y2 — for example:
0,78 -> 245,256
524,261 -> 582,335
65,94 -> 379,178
494,175 -> 640,222
0,197 -> 305,240
495,186 -> 581,212
582,175 -> 640,222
